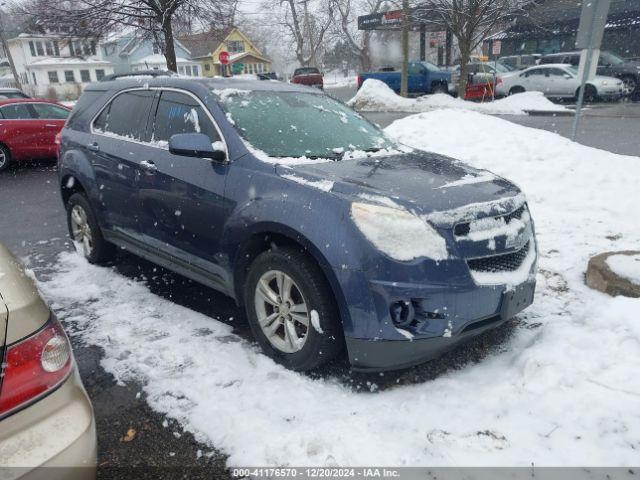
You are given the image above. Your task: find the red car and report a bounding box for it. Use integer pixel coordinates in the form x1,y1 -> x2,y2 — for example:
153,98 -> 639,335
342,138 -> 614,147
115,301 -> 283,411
0,98 -> 71,171
290,67 -> 324,89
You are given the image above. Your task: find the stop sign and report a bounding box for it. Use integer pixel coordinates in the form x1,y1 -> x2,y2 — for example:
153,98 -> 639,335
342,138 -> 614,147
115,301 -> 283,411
219,51 -> 230,65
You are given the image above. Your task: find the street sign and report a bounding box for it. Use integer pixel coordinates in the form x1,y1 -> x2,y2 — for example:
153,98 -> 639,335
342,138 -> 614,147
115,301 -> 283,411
492,40 -> 502,56
219,51 -> 230,65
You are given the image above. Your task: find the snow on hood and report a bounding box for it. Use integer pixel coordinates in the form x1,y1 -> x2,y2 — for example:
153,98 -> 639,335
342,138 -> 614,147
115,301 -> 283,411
348,79 -> 568,115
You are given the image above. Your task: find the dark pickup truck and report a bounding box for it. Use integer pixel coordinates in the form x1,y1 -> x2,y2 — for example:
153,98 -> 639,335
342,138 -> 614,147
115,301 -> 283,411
357,61 -> 451,95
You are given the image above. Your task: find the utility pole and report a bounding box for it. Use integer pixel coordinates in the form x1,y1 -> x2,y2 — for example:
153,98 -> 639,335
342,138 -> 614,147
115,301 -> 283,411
400,0 -> 409,97
0,6 -> 20,88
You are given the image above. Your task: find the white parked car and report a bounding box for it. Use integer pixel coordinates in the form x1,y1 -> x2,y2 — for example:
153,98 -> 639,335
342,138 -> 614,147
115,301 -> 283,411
496,64 -> 624,101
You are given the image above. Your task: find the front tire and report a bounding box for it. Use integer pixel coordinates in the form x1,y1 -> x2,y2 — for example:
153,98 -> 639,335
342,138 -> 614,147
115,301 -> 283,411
0,144 -> 11,172
66,193 -> 115,264
244,246 -> 343,371
620,75 -> 637,97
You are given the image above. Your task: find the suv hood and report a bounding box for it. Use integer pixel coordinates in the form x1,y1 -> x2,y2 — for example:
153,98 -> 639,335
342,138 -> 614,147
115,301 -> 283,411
0,244 -> 50,345
278,151 -> 524,226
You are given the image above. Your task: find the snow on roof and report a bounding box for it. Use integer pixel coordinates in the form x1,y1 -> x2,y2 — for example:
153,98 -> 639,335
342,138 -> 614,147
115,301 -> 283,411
132,54 -> 197,65
29,57 -> 112,67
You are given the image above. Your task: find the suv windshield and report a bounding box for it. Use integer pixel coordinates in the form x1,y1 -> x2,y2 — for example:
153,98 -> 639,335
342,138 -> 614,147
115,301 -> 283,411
220,91 -> 394,158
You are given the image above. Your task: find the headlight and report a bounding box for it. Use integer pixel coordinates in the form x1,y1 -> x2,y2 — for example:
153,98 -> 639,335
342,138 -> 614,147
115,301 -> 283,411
350,202 -> 448,262
601,81 -> 608,85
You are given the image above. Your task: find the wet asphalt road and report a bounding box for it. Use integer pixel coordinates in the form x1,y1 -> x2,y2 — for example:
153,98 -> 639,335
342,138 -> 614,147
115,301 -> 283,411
0,99 -> 635,476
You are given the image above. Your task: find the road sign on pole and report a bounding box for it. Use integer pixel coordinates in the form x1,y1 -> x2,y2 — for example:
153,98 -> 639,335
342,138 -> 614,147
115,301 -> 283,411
492,40 -> 502,56
571,0 -> 612,142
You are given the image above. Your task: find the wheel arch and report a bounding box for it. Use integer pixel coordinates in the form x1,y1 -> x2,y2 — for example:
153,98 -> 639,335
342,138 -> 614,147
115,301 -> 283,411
231,224 -> 353,334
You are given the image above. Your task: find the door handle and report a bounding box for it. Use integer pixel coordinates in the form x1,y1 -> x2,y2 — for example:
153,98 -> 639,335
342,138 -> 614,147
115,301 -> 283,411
45,123 -> 58,128
87,142 -> 100,152
140,160 -> 158,173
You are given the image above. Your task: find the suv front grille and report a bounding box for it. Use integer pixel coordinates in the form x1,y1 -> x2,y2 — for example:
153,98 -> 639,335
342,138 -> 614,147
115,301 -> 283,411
467,241 -> 530,273
454,205 -> 526,237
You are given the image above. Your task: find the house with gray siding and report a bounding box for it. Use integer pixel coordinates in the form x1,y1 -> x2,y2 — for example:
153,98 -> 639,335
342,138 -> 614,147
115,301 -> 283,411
101,30 -> 202,76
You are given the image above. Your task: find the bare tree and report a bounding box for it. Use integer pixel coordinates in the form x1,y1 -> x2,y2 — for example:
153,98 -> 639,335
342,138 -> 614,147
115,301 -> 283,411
331,0 -> 386,72
12,0 -> 237,72
277,0 -> 334,67
423,0 -> 530,94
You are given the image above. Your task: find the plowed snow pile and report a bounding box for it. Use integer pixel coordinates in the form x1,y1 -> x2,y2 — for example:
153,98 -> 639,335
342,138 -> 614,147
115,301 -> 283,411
348,78 -> 569,115
37,109 -> 639,467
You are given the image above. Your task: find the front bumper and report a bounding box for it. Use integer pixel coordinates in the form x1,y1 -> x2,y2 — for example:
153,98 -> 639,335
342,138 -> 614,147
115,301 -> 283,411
0,369 -> 97,479
347,279 -> 536,371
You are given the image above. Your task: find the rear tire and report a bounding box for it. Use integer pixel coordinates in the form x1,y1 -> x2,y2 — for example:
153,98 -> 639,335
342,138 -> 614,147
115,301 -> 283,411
244,246 -> 343,371
66,193 -> 115,264
0,144 -> 11,172
509,86 -> 525,95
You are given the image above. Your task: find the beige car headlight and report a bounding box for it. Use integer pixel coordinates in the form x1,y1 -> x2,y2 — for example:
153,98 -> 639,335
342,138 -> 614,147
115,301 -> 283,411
350,202 -> 448,262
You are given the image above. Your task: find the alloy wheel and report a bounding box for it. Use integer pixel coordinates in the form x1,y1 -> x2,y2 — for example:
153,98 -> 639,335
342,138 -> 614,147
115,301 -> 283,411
70,204 -> 94,257
622,77 -> 637,96
0,149 -> 6,169
254,270 -> 310,353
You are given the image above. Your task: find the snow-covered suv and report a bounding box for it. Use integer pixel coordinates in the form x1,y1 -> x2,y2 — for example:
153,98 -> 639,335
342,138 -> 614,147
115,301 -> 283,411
58,77 -> 537,371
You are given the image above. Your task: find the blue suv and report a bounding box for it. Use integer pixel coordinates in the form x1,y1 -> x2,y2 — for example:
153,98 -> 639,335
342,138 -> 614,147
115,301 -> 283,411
58,77 -> 537,371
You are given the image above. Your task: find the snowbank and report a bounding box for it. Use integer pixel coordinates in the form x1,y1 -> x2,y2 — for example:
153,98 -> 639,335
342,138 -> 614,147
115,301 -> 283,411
348,78 -> 569,115
36,109 -> 640,467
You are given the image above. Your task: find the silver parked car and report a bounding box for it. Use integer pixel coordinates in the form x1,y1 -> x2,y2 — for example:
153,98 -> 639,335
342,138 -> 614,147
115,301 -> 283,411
496,64 -> 624,101
0,244 -> 96,479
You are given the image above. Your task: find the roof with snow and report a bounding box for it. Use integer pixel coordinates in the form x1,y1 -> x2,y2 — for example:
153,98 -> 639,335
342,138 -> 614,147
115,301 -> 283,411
131,54 -> 200,66
28,57 -> 112,67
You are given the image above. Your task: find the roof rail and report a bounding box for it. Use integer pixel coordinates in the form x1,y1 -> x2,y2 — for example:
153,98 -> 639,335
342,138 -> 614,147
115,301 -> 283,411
100,70 -> 177,82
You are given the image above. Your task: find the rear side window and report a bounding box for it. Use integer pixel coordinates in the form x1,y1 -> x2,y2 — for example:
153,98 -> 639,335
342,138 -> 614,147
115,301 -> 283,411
94,90 -> 155,140
151,91 -> 219,143
31,103 -> 70,119
294,67 -> 320,76
0,104 -> 35,119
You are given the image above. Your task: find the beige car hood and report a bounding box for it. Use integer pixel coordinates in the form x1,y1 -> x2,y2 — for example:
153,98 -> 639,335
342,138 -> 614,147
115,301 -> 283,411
0,245 -> 50,345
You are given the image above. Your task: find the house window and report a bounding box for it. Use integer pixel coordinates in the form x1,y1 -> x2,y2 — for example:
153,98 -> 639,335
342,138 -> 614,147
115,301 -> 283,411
95,69 -> 105,80
35,41 -> 44,56
29,41 -> 36,56
204,63 -> 210,72
45,41 -> 54,56
152,43 -> 161,54
64,70 -> 75,82
48,71 -> 59,84
80,70 -> 91,82
178,66 -> 185,75
227,40 -> 244,54
192,65 -> 198,76
53,41 -> 60,56
32,72 -> 37,85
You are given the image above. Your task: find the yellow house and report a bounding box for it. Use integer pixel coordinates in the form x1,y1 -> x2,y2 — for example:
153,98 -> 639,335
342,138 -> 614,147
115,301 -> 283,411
179,27 -> 272,77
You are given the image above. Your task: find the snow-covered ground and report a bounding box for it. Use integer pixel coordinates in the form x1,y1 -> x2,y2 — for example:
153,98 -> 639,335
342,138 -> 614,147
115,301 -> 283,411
348,79 -> 569,115
35,109 -> 639,467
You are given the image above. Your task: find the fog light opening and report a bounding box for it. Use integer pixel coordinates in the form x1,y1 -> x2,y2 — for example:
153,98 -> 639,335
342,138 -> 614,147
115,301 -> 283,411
390,300 -> 415,328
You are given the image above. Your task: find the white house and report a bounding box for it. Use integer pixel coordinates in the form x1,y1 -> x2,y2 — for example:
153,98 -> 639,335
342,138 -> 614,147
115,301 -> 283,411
5,33 -> 114,99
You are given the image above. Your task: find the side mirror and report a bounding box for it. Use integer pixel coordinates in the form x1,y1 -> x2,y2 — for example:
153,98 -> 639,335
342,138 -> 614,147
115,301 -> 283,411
169,133 -> 226,162
564,74 -> 572,79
